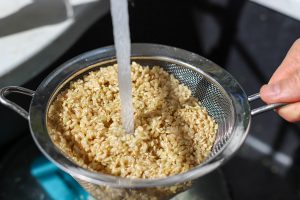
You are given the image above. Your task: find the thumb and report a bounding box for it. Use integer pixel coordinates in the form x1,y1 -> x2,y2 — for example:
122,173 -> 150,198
260,74 -> 300,104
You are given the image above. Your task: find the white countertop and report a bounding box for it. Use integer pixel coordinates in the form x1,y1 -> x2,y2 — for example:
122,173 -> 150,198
0,0 -> 109,87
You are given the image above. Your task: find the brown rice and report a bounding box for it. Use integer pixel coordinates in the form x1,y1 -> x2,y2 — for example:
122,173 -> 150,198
47,62 -> 218,179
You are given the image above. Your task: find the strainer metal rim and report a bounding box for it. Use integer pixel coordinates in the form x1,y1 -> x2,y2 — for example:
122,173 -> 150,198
28,43 -> 251,188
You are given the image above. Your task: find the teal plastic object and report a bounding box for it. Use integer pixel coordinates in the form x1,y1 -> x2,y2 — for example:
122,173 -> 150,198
31,157 -> 89,200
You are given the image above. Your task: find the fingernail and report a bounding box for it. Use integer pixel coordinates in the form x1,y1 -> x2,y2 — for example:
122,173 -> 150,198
263,84 -> 280,98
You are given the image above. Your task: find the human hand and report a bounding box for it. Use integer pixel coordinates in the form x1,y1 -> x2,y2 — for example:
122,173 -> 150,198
260,39 -> 300,122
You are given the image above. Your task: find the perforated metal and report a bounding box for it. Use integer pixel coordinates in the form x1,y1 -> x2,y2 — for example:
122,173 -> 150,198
26,44 -> 249,198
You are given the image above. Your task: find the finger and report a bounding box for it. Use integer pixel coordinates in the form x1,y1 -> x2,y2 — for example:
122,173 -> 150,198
277,102 -> 300,122
260,69 -> 300,104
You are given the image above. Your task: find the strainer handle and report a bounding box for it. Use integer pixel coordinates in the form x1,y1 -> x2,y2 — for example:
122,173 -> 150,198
0,86 -> 35,120
248,93 -> 286,116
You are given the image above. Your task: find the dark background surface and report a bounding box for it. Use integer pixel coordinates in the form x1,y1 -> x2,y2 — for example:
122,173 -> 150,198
1,0 -> 300,199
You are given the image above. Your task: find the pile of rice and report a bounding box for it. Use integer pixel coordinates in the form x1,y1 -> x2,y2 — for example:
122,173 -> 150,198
47,62 -> 218,178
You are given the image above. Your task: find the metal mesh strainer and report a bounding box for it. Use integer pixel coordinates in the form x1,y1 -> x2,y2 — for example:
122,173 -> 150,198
0,44 -> 284,199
